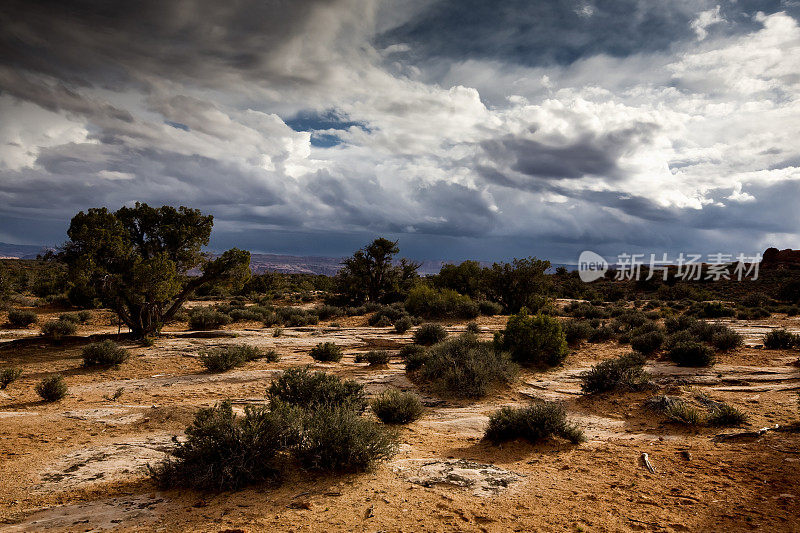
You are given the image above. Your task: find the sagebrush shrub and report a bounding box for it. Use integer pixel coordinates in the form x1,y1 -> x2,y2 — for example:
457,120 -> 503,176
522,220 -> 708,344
295,405 -> 397,473
7,309 -> 37,328
199,344 -> 273,372
394,316 -> 413,333
563,319 -> 593,346
710,328 -> 743,351
36,375 -> 68,402
0,367 -> 22,389
484,402 -> 585,444
465,321 -> 481,334
150,400 -> 298,491
368,303 -> 409,326
309,342 -> 343,362
404,285 -> 479,319
371,389 -> 424,424
478,300 -> 503,316
668,341 -> 715,367
664,314 -> 697,333
413,323 -> 448,345
764,329 -> 797,349
82,340 -> 129,367
417,333 -> 517,398
399,344 -> 429,371
630,330 -> 664,355
267,367 -> 366,411
41,319 -> 77,340
494,309 -> 567,367
355,350 -> 390,366
580,352 -> 651,394
188,308 -> 232,330
663,401 -> 705,426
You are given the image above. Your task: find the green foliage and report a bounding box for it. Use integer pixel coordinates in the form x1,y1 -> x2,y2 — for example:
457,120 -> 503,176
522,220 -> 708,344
404,285 -> 479,319
668,341 -> 715,367
416,333 -> 517,398
432,260 -> 486,298
494,309 -> 568,367
580,352 -> 651,394
188,307 -> 232,330
61,203 -> 250,337
309,342 -> 343,362
629,330 -> 664,355
335,238 -> 419,305
399,344 -> 428,371
764,329 -> 798,349
272,306 -> 320,327
82,340 -> 130,367
465,321 -> 481,334
367,303 -> 410,326
394,316 -> 413,333
355,350 -> 390,366
40,319 -> 77,340
412,323 -> 448,345
295,405 -> 398,472
199,345 -> 272,372
563,319 -> 593,346
150,400 -> 298,491
0,367 -> 22,389
7,308 -> 37,328
663,401 -> 705,426
477,300 -> 503,316
485,257 -> 551,313
484,402 -> 585,444
710,328 -> 743,351
267,367 -> 366,411
36,375 -> 68,402
371,389 -> 424,424
564,302 -> 611,319
664,314 -> 698,333
706,403 -> 748,427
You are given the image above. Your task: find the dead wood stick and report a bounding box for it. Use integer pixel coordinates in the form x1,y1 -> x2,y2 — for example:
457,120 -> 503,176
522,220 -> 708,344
641,452 -> 656,474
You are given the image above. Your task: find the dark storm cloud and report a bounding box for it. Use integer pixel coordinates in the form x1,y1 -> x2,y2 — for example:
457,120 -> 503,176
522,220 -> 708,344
378,0 -> 799,67
0,0 -> 342,89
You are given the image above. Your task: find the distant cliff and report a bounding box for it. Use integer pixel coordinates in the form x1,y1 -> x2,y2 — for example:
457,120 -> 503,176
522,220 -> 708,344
761,247 -> 800,268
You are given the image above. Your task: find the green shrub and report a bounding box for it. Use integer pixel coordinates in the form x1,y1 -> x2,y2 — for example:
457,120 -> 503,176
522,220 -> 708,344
764,329 -> 797,349
494,309 -> 567,367
188,308 -> 232,330
706,403 -> 748,426
695,301 -> 735,318
413,323 -> 448,345
355,350 -> 390,366
41,319 -> 77,340
478,300 -> 503,316
316,305 -> 345,321
664,315 -> 697,335
371,389 -> 424,424
465,321 -> 481,334
36,375 -> 68,402
394,316 -> 413,333
275,306 -> 319,326
588,323 -> 615,343
272,327 -> 283,337
0,367 -> 22,389
368,303 -> 410,326
7,309 -> 37,328
630,330 -> 664,355
580,352 -> 650,394
267,367 -> 366,411
417,333 -> 516,398
77,310 -> 92,323
199,344 -> 273,372
59,312 -> 81,323
309,342 -> 343,362
668,341 -> 715,367
663,401 -> 705,426
710,328 -> 743,351
399,344 -> 428,371
564,302 -> 610,319
405,285 -> 479,319
82,340 -> 130,367
150,400 -> 298,491
563,319 -> 593,346
295,405 -> 397,473
484,402 -> 585,444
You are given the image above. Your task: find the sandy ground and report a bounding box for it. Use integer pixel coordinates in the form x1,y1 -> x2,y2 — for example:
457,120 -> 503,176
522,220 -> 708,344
0,306 -> 798,532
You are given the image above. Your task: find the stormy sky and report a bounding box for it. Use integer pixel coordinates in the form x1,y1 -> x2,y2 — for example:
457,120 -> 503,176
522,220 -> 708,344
1,0 -> 799,262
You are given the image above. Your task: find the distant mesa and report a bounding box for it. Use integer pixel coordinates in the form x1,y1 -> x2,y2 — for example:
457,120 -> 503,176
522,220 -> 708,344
761,247 -> 800,268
